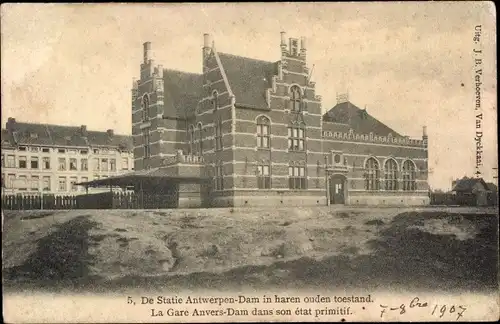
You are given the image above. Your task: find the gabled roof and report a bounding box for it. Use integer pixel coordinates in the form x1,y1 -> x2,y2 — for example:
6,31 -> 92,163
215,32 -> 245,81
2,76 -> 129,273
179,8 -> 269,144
486,182 -> 498,191
76,167 -> 209,187
3,121 -> 133,150
452,177 -> 489,192
163,69 -> 203,119
218,52 -> 277,109
323,101 -> 403,137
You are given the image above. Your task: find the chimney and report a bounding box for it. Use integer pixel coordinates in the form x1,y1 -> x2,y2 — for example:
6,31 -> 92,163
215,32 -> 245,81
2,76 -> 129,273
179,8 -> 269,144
280,32 -> 287,56
289,38 -> 299,56
203,33 -> 212,57
80,125 -> 88,137
132,78 -> 138,90
280,32 -> 286,46
422,125 -> 428,137
157,64 -> 163,78
107,129 -> 114,137
300,36 -> 307,58
143,42 -> 152,64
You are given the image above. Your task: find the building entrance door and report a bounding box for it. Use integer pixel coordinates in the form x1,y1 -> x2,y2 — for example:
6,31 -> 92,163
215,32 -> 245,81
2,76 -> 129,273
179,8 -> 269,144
329,175 -> 346,204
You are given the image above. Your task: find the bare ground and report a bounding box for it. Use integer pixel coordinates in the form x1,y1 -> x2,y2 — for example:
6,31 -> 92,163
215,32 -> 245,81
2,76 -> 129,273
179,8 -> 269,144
2,206 -> 498,293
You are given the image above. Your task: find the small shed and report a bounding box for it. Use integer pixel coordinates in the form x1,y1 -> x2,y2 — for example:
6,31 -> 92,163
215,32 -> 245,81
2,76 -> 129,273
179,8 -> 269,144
451,177 -> 491,206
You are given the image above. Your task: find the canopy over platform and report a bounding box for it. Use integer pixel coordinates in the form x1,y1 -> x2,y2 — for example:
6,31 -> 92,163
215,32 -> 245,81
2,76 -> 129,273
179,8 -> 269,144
76,167 -> 210,188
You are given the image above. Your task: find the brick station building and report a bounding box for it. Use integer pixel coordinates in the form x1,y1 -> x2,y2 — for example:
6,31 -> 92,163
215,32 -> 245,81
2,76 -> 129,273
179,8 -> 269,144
130,32 -> 430,207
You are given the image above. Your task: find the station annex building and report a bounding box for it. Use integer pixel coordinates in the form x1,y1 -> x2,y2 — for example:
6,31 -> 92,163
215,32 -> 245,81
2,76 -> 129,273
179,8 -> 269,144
84,32 -> 430,208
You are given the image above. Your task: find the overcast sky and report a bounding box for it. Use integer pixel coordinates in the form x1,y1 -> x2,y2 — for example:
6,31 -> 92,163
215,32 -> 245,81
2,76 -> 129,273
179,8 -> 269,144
1,3 -> 497,190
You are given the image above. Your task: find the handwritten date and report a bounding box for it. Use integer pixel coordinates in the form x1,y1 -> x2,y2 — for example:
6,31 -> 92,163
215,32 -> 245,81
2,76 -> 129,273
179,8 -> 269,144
380,297 -> 466,321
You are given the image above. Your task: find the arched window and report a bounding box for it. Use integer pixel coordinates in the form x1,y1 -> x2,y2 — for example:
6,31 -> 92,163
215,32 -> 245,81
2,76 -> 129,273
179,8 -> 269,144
142,94 -> 150,121
197,123 -> 203,156
290,86 -> 302,112
256,116 -> 270,148
384,159 -> 398,190
212,90 -> 218,110
257,164 -> 271,189
188,125 -> 195,154
288,122 -> 305,151
215,161 -> 224,191
365,158 -> 380,190
214,119 -> 222,151
402,160 -> 417,191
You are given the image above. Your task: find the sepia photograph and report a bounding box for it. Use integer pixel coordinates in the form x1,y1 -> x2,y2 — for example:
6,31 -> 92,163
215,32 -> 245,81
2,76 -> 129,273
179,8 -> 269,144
1,2 -> 498,322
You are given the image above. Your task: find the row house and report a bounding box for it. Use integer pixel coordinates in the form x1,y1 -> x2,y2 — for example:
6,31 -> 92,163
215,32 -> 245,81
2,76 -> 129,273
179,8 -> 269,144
1,118 -> 133,195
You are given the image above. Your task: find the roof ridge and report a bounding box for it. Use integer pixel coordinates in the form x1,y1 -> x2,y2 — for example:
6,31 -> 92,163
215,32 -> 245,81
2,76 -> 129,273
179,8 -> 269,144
163,68 -> 202,76
218,52 -> 275,65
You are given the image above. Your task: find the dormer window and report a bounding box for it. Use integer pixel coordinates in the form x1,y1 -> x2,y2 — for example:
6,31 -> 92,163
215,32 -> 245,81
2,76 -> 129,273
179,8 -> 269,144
290,86 -> 301,112
30,133 -> 38,139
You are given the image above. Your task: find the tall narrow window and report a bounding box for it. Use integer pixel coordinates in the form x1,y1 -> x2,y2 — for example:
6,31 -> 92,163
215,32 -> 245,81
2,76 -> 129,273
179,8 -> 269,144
290,86 -> 302,112
69,158 -> 78,171
42,176 -> 50,191
257,116 -> 270,148
365,158 -> 380,190
19,156 -> 27,169
288,123 -> 305,151
43,157 -> 51,170
212,90 -> 219,110
215,120 -> 223,151
143,129 -> 151,159
215,163 -> 224,191
30,157 -> 39,169
142,94 -> 150,121
31,176 -> 39,191
6,174 -> 15,189
18,175 -> 27,190
384,159 -> 398,190
7,155 -> 15,168
58,177 -> 67,191
257,165 -> 271,189
92,157 -> 100,171
101,158 -> 109,171
70,177 -> 78,191
289,165 -> 306,189
81,158 -> 88,171
402,160 -> 417,191
121,157 -> 129,170
188,125 -> 195,154
197,123 -> 203,156
58,158 -> 66,171
110,158 -> 116,171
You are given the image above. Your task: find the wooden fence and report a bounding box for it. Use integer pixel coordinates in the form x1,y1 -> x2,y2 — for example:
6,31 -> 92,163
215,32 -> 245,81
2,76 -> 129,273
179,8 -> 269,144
1,191 -> 179,210
429,192 -> 498,206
